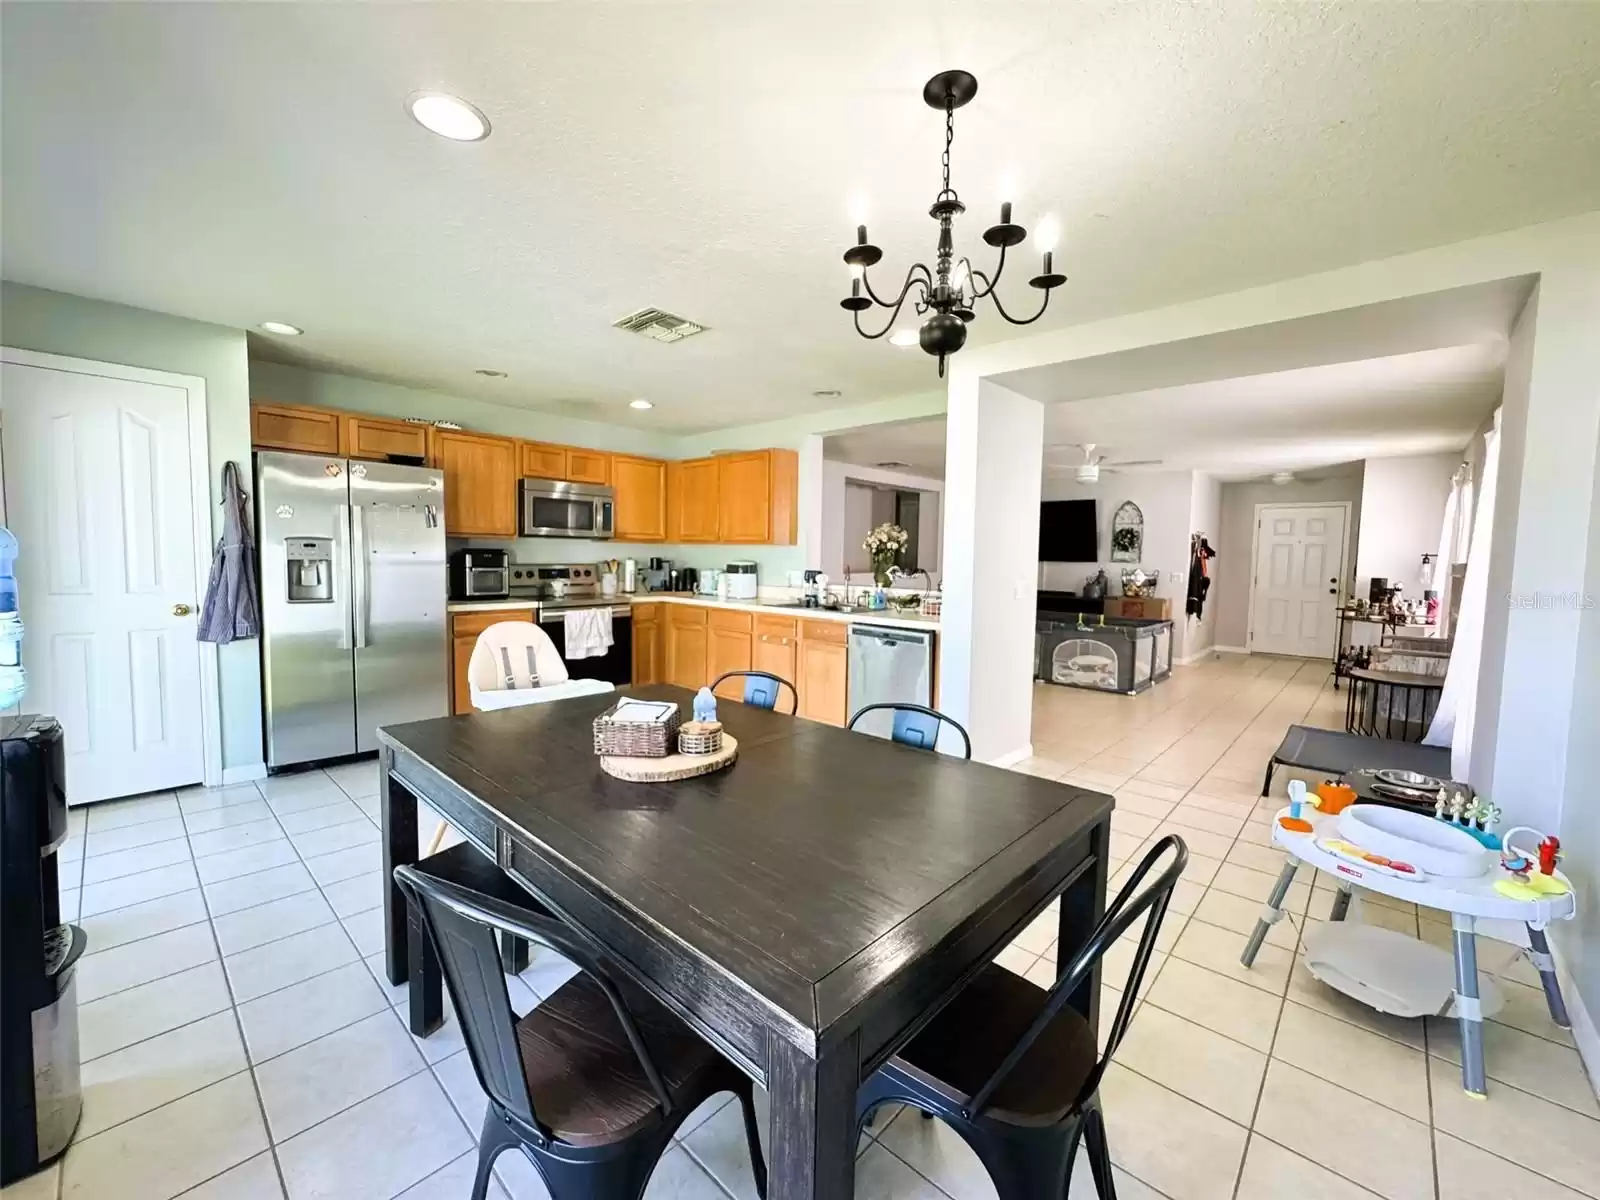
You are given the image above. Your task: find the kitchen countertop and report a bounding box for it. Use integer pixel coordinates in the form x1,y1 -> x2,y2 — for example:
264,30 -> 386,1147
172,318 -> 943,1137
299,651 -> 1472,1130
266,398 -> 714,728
448,593 -> 939,630
636,593 -> 939,631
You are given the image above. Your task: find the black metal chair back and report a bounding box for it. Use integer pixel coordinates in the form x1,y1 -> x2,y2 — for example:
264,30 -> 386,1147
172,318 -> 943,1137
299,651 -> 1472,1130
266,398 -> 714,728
967,833 -> 1187,1120
710,670 -> 798,714
847,701 -> 972,760
393,864 -> 670,1146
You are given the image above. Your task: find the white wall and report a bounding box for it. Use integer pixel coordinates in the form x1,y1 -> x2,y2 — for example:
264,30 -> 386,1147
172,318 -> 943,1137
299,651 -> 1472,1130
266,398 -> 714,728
1185,473 -> 1223,659
1355,452 -> 1461,599
820,459 -> 943,586
1214,472 -> 1365,649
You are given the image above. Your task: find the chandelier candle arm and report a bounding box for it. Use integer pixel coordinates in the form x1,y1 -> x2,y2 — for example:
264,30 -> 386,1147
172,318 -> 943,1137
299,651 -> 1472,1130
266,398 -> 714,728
838,69 -> 1067,375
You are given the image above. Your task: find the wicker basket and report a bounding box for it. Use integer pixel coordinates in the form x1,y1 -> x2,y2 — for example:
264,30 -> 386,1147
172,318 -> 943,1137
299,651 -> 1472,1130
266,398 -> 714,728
678,721 -> 724,756
593,700 -> 681,758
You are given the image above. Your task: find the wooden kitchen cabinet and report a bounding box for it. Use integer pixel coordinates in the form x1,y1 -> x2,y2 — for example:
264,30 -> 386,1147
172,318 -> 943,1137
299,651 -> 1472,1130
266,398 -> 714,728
449,609 -> 533,714
797,619 -> 849,726
432,429 -> 518,537
631,603 -> 662,685
665,605 -> 710,690
344,413 -> 429,462
717,449 -> 798,545
251,402 -> 343,456
519,440 -> 568,480
565,447 -> 611,485
752,615 -> 798,694
668,458 -> 721,542
708,611 -> 753,700
519,441 -> 612,485
611,455 -> 668,542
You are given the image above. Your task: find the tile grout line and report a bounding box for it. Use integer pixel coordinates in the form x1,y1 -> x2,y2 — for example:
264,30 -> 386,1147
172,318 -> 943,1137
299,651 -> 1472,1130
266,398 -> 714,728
175,780 -> 296,1200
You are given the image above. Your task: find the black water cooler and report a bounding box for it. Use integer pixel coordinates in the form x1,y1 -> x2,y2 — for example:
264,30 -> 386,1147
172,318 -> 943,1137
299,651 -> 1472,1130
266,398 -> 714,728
0,716 -> 84,1186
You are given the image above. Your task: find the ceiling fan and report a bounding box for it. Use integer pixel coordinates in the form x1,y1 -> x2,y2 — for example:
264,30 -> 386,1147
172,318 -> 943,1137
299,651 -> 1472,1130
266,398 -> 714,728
1054,444 -> 1164,484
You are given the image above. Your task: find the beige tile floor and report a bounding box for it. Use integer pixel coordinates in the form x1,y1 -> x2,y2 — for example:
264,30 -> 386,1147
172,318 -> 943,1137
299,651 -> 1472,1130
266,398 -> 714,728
8,653 -> 1597,1199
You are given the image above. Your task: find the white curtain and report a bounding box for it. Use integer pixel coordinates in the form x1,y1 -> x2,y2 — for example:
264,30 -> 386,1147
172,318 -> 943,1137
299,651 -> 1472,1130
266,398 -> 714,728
1428,464 -> 1469,636
1425,410 -> 1501,779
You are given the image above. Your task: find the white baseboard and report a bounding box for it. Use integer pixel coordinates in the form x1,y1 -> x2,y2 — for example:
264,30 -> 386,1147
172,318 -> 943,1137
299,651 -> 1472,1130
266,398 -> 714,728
987,744 -> 1034,769
1175,648 -> 1216,666
1212,644 -> 1252,655
221,762 -> 268,785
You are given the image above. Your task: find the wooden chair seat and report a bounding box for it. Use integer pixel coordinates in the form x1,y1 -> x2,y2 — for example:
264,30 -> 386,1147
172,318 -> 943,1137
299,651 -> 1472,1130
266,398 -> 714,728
891,962 -> 1098,1127
515,972 -> 729,1148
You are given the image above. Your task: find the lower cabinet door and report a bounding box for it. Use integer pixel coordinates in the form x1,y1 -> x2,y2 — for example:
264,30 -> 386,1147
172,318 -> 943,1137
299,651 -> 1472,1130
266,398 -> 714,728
798,639 -> 848,726
667,623 -> 709,691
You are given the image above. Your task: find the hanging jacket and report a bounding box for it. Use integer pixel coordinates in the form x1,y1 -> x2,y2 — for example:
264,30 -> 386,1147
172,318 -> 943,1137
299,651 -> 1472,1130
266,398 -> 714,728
198,461 -> 260,644
1186,538 -> 1215,619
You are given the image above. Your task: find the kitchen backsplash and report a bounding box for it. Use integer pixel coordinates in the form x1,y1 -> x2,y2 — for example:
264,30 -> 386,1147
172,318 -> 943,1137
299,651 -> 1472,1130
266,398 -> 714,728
456,537 -> 807,583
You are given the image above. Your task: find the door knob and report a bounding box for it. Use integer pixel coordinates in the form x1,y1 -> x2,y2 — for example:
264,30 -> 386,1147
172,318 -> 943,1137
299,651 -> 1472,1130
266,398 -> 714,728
173,603 -> 193,616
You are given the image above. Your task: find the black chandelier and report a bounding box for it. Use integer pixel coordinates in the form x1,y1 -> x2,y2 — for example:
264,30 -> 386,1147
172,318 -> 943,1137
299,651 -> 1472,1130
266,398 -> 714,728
840,70 -> 1066,377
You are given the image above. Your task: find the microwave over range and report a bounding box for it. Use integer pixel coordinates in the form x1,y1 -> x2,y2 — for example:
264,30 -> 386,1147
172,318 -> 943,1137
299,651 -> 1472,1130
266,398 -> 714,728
518,478 -> 614,539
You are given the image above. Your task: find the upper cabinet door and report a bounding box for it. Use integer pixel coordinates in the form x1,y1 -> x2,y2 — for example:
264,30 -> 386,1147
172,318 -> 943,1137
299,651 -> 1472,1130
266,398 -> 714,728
669,458 -> 721,542
251,402 -> 343,456
565,448 -> 611,485
433,430 -> 518,536
520,441 -> 567,480
717,451 -> 772,543
344,414 -> 428,461
612,455 -> 667,542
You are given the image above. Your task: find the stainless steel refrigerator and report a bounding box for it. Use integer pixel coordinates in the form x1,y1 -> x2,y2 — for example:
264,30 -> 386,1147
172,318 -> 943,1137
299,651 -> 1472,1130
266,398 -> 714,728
255,451 -> 448,769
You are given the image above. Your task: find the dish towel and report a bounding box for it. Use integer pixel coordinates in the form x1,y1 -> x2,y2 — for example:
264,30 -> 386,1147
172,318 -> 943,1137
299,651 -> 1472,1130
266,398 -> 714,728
563,607 -> 614,660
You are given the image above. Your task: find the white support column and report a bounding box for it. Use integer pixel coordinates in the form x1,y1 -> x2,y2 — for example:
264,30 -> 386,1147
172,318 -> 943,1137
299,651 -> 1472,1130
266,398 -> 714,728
938,372 -> 1044,764
796,434 -> 825,575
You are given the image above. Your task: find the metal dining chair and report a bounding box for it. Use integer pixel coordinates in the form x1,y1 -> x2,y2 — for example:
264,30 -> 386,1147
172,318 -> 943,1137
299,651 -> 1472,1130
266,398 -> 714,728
855,835 -> 1189,1199
710,670 -> 798,714
394,844 -> 768,1200
847,701 -> 972,759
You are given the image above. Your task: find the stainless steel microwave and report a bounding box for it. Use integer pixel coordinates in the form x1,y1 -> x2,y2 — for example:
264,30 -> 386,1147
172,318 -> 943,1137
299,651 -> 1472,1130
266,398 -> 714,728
518,478 -> 615,539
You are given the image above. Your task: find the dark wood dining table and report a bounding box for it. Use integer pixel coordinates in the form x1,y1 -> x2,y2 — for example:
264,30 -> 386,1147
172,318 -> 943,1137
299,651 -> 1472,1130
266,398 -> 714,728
378,684 -> 1113,1200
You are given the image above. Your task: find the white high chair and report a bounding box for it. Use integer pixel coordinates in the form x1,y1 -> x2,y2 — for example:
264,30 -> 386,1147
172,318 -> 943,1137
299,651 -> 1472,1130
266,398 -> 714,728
466,621 -> 615,712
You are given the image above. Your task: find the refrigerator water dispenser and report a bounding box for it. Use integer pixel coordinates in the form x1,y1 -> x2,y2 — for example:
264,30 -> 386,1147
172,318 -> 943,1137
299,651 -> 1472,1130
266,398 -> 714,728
285,538 -> 333,603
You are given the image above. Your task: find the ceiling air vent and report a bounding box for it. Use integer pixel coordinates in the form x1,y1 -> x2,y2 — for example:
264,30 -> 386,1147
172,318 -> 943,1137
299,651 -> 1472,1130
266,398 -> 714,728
612,307 -> 707,344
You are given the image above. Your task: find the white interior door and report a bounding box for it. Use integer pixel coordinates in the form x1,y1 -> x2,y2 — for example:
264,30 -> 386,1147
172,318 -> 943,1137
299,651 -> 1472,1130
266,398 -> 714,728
1250,504 -> 1346,658
2,360 -> 207,802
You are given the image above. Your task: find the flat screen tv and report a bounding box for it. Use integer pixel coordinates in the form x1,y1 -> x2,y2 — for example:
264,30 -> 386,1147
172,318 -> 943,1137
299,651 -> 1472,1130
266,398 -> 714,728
1039,499 -> 1098,562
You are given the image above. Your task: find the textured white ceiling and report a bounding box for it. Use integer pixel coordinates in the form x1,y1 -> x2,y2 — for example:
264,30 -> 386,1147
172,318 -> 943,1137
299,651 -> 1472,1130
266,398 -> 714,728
4,3 -> 1597,432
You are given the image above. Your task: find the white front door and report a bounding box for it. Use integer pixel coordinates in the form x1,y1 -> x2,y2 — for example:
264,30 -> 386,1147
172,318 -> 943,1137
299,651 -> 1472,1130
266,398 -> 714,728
1250,504 -> 1346,658
2,359 -> 207,802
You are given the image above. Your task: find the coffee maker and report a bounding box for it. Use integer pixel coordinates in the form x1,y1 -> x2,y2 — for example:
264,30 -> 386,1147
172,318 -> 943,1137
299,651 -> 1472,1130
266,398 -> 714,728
0,716 -> 84,1185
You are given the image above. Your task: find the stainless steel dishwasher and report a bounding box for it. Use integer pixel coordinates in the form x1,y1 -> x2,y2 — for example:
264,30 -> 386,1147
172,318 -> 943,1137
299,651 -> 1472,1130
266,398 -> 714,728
846,625 -> 935,738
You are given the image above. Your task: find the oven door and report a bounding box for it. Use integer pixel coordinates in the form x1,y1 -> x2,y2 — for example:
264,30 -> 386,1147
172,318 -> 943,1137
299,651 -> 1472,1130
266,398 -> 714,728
519,480 -> 615,539
539,606 -> 633,685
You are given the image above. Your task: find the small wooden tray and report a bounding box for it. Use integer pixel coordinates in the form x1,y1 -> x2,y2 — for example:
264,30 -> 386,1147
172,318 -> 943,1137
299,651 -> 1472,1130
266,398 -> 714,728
600,734 -> 739,782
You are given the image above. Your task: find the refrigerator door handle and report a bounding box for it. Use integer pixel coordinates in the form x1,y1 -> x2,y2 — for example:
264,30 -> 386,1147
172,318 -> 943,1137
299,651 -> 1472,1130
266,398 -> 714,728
351,504 -> 369,649
333,504 -> 353,651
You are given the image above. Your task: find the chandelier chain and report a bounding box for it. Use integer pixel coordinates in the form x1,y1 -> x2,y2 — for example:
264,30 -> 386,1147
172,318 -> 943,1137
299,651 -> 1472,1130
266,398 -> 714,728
941,98 -> 954,198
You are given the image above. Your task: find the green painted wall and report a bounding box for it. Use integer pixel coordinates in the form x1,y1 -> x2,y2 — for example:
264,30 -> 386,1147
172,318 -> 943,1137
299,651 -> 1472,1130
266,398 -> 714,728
1,282 -> 263,770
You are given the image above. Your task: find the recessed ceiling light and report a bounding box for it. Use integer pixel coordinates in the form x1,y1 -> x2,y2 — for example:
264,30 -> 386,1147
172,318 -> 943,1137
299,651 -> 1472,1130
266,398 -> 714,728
811,389 -> 842,399
258,321 -> 302,336
889,329 -> 919,348
629,399 -> 654,410
407,92 -> 491,142
474,368 -> 507,378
